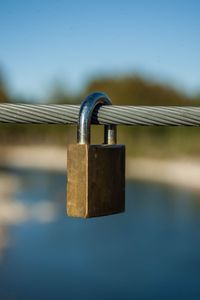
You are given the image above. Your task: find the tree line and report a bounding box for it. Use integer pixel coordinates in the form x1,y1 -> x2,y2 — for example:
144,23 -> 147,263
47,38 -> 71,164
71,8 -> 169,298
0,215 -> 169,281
1,70 -> 200,157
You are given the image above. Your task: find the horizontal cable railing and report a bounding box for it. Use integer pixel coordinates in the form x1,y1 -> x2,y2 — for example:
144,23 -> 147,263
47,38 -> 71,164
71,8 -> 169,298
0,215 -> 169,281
0,103 -> 200,126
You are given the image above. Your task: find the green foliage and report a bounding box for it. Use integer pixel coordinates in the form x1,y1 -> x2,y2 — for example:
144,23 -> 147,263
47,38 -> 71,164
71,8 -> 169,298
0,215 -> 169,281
1,72 -> 200,157
84,75 -> 192,105
0,70 -> 9,102
47,80 -> 79,104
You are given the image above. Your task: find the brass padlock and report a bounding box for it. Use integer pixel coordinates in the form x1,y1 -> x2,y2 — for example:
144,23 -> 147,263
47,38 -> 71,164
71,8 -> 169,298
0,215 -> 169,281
67,92 -> 125,218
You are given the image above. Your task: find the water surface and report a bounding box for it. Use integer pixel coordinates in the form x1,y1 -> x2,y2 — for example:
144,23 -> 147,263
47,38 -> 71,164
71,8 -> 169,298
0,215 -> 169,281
0,168 -> 200,300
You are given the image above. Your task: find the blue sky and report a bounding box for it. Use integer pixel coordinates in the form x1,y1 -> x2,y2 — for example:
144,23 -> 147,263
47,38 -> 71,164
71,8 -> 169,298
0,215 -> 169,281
0,0 -> 200,100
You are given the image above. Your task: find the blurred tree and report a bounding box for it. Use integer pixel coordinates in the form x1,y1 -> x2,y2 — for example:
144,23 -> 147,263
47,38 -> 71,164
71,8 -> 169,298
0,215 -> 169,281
0,69 -> 9,102
47,80 -> 79,104
192,93 -> 200,105
84,75 -> 191,106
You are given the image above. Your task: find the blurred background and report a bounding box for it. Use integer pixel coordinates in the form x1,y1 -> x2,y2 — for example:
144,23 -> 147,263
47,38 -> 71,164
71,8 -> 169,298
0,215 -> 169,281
1,0 -> 200,299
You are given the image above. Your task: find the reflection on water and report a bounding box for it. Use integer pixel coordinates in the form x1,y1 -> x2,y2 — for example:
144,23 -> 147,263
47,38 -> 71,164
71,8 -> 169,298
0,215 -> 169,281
1,168 -> 200,300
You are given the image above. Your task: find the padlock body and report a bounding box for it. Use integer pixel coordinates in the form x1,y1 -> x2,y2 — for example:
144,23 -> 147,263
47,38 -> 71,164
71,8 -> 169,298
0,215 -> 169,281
67,144 -> 125,218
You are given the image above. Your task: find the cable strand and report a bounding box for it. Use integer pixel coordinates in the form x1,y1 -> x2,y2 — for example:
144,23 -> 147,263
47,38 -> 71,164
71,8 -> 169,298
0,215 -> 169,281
1,103 -> 200,126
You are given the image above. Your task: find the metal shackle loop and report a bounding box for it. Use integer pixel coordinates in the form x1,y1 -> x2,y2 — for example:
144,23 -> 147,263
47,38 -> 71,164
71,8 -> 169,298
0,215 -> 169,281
77,92 -> 117,145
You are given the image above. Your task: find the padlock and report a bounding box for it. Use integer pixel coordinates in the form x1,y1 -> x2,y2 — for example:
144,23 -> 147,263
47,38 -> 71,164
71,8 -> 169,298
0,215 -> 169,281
67,92 -> 125,218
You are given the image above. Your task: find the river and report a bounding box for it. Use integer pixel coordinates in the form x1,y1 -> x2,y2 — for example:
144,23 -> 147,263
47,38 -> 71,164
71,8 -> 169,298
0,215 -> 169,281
0,168 -> 200,300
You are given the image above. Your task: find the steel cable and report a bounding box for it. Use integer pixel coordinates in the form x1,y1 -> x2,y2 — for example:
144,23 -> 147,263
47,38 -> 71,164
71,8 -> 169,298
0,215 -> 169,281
0,103 -> 200,126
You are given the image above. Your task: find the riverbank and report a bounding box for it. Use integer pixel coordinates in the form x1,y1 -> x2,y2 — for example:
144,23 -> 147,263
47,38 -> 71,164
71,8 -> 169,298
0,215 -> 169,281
0,145 -> 200,192
126,158 -> 200,192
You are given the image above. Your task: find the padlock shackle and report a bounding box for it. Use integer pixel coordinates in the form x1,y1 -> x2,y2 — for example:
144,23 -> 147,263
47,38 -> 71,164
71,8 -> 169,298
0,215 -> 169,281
104,125 -> 117,145
78,92 -> 116,144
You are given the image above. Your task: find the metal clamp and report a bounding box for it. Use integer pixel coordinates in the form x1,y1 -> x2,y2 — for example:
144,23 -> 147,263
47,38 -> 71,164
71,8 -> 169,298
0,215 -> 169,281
77,92 -> 117,145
